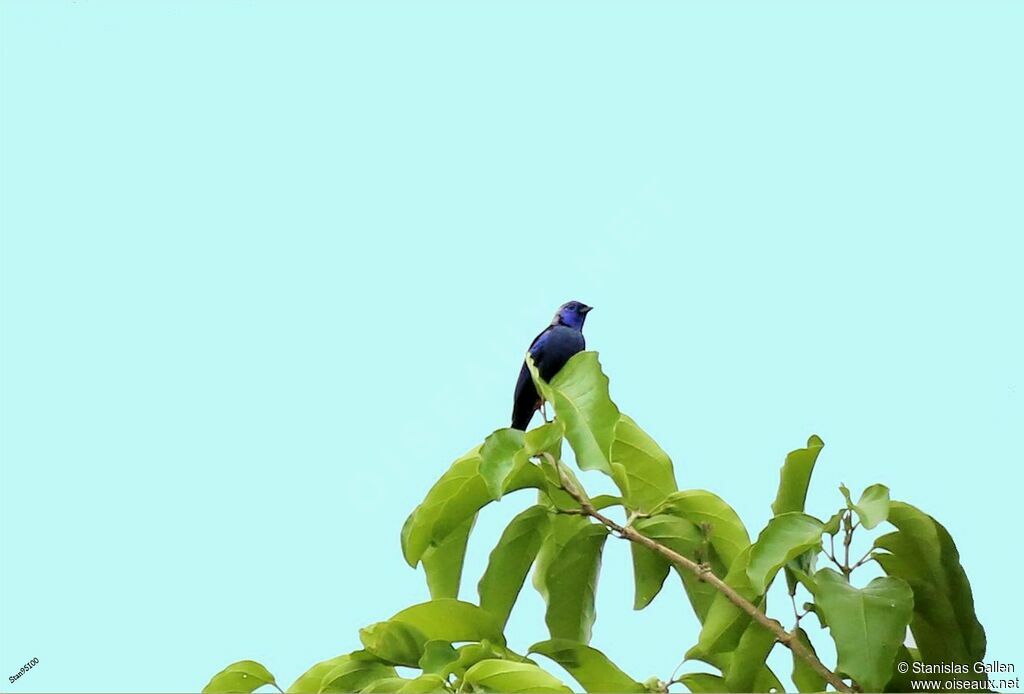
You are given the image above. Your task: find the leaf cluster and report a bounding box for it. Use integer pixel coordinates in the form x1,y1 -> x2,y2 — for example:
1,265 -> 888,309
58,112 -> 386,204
204,352 -> 987,694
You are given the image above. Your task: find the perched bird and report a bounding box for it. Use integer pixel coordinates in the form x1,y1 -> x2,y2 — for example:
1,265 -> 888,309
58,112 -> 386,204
511,300 -> 593,430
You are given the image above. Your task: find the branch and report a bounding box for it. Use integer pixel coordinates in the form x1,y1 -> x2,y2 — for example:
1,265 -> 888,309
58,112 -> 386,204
842,512 -> 854,575
550,458 -> 854,694
849,548 -> 875,572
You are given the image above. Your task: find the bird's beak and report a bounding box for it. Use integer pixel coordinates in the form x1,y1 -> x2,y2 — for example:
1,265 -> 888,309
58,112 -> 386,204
582,305 -> 593,313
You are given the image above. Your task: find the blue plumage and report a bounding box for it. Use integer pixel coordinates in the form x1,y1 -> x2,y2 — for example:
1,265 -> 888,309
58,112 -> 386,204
511,301 -> 593,430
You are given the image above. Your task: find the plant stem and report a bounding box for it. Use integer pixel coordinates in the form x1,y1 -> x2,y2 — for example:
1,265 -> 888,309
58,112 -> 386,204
790,592 -> 805,626
850,548 -> 875,571
551,459 -> 855,694
842,511 -> 855,576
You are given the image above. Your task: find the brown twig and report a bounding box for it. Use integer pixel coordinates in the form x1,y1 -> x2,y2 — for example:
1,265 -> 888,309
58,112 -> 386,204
826,533 -> 845,572
842,513 -> 854,575
849,548 -> 875,572
548,456 -> 855,694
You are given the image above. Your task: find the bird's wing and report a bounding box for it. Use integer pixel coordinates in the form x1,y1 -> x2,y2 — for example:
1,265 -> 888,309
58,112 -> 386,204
531,326 -> 585,380
512,360 -> 536,404
523,327 -> 552,368
528,326 -> 551,352
512,359 -> 540,430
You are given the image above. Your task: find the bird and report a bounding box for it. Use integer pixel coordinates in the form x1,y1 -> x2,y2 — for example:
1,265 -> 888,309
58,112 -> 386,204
511,300 -> 593,430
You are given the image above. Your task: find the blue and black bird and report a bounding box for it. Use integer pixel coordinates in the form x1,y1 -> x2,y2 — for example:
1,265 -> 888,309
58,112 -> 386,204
511,300 -> 593,430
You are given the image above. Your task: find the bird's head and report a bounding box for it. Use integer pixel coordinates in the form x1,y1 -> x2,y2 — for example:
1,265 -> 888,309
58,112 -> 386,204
552,300 -> 593,329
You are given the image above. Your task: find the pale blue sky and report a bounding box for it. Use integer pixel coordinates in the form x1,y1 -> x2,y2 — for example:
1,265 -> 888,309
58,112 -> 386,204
1,2 -> 1021,692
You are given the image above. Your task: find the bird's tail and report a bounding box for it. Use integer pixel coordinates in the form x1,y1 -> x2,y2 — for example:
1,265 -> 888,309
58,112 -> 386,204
510,412 -> 530,431
511,399 -> 537,431
511,361 -> 540,431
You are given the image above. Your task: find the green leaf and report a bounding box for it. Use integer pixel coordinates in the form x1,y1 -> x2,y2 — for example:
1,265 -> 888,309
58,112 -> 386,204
885,645 -> 922,693
390,599 -> 506,645
873,501 -> 986,682
609,414 -> 678,513
628,514 -> 706,613
398,674 -> 449,693
654,490 -> 751,569
590,494 -> 623,510
525,420 -> 565,458
463,659 -> 572,694
362,677 -> 412,693
419,641 -> 459,675
533,514 -> 590,591
785,546 -> 819,595
535,454 -> 582,511
753,668 -> 784,692
421,513 -> 475,600
478,505 -> 550,628
536,455 -> 613,514
853,484 -> 890,530
534,519 -> 609,644
321,658 -> 398,693
691,546 -> 760,656
529,639 -> 645,693
803,602 -> 829,630
822,510 -> 844,535
480,423 -> 565,503
679,554 -> 730,625
286,652 -> 387,693
839,483 -> 890,530
529,351 -> 620,475
203,660 -> 277,694
746,512 -> 824,593
722,622 -> 780,693
402,446 -> 544,566
814,568 -> 913,693
675,673 -> 726,693
790,627 -> 826,693
480,428 -> 527,499
287,654 -> 355,693
441,640 -> 531,680
359,621 -> 429,667
771,435 -> 825,516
